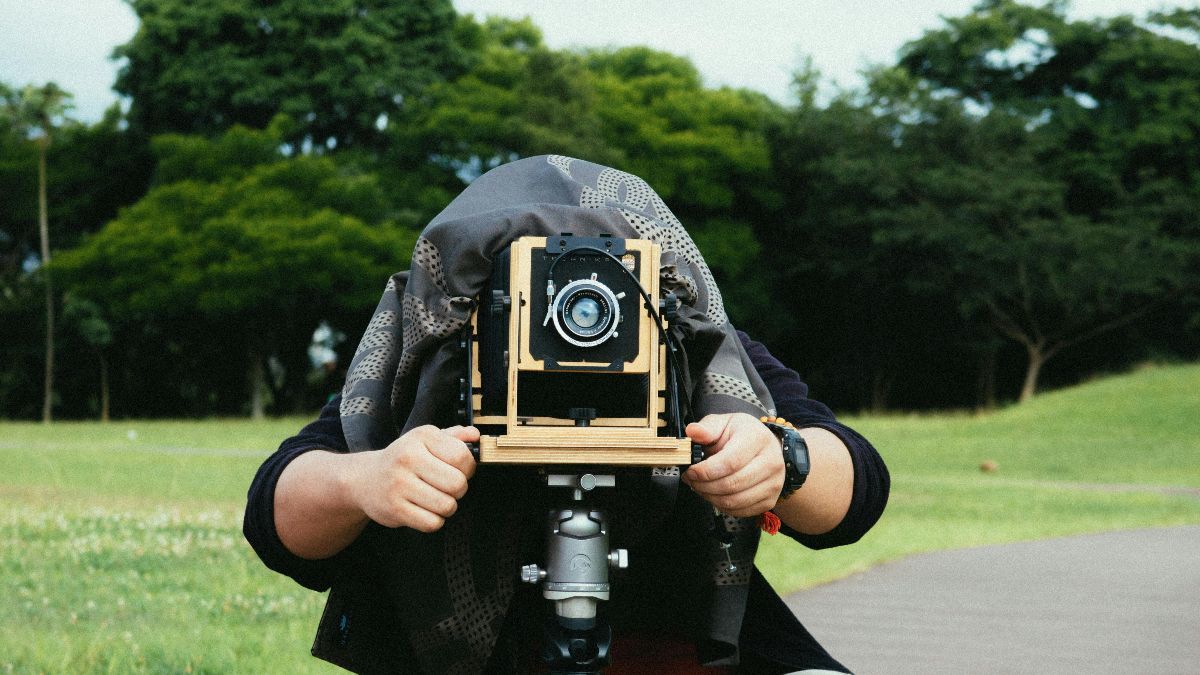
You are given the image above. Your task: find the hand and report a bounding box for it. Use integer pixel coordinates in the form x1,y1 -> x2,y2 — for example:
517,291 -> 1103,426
348,424 -> 479,533
683,413 -> 784,517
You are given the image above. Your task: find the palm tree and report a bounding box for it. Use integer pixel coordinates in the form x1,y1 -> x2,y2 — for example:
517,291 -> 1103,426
1,82 -> 74,422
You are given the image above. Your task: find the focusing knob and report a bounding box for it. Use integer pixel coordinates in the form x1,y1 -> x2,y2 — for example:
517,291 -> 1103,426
490,289 -> 511,317
569,407 -> 598,427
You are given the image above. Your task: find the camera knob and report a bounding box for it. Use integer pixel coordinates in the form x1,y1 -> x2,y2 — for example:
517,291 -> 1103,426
608,549 -> 629,570
489,289 -> 511,317
569,407 -> 597,427
520,564 -> 546,584
659,291 -> 680,322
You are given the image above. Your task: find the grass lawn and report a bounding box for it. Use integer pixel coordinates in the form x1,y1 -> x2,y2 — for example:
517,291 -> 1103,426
4,363 -> 1200,672
757,362 -> 1200,589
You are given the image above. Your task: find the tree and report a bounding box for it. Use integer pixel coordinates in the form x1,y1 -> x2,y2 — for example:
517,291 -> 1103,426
0,107 -> 37,280
61,295 -> 114,421
1,82 -> 74,422
765,72 -> 981,411
47,106 -> 155,250
389,18 -> 623,183
898,2 -> 1200,199
114,0 -> 468,150
868,102 -> 1190,402
392,17 -> 784,326
55,123 -> 416,418
881,1 -> 1200,401
1,103 -> 154,280
767,31 -> 1200,409
0,275 -> 46,418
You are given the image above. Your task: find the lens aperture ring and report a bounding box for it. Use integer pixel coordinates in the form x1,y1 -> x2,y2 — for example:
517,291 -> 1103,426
551,279 -> 621,347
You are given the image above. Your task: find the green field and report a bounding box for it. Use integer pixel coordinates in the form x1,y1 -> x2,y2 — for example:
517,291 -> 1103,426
4,364 -> 1200,672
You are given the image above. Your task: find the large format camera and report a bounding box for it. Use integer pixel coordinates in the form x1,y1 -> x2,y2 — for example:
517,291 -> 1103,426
465,233 -> 692,466
461,233 -> 695,673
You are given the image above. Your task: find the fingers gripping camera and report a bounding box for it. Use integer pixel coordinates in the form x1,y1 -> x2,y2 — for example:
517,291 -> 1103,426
466,234 -> 693,465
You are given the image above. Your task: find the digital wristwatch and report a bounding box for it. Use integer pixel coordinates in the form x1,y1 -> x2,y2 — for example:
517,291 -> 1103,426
761,417 -> 810,501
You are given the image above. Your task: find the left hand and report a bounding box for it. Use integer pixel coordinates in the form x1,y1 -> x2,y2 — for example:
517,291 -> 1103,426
683,412 -> 785,517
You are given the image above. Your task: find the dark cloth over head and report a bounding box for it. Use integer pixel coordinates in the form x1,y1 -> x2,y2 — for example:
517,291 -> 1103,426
335,155 -> 778,672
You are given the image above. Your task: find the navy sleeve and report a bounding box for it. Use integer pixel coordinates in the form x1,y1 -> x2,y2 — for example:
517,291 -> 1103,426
243,396 -> 354,591
737,330 -> 890,550
246,332 -> 889,589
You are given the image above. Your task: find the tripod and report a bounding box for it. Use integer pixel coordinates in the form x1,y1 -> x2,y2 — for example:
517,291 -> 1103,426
520,472 -> 627,674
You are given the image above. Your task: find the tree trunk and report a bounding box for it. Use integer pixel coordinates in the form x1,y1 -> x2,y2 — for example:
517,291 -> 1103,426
249,348 -> 266,420
1018,343 -> 1045,404
99,352 -> 110,423
38,137 -> 54,424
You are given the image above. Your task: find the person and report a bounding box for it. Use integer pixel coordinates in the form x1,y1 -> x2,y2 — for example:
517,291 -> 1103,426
244,156 -> 889,673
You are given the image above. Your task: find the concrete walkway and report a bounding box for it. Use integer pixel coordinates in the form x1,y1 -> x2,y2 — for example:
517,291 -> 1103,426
784,526 -> 1200,674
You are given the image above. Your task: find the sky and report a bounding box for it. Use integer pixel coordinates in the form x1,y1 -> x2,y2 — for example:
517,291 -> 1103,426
0,0 -> 1188,122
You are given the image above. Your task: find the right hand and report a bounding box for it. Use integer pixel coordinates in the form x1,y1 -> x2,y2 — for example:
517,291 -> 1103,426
348,424 -> 479,533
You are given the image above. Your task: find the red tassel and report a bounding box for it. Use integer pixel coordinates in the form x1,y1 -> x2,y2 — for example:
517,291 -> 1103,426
759,511 -> 781,535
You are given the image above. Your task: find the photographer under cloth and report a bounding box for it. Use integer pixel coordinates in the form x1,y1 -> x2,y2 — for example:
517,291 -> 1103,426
244,156 -> 889,674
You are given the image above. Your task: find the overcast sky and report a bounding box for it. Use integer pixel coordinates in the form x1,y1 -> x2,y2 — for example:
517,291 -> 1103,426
0,0 -> 1186,122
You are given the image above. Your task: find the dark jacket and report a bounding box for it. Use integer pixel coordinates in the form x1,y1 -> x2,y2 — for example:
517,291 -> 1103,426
244,332 -> 889,673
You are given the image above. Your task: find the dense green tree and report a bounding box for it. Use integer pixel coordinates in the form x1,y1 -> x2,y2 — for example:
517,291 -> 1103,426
47,107 -> 155,250
1,82 -> 74,421
0,121 -> 37,278
0,276 -> 46,418
890,0 -> 1200,400
61,295 -> 114,421
899,2 -> 1200,204
392,17 -> 783,326
392,18 -> 620,174
7,2 -> 1198,418
765,75 -> 977,410
55,124 -> 416,418
1,101 -> 153,279
115,0 -> 467,150
870,97 -> 1189,402
0,90 -> 152,420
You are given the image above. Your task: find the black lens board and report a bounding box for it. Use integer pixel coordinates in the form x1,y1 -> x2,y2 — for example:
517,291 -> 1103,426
528,240 -> 641,369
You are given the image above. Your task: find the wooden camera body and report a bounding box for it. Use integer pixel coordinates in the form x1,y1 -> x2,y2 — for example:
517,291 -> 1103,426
467,235 -> 692,465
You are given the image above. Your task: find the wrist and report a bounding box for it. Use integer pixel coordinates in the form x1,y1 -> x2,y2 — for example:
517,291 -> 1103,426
334,450 -> 374,523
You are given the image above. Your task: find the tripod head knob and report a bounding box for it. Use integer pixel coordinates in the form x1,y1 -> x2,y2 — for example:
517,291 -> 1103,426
521,564 -> 547,584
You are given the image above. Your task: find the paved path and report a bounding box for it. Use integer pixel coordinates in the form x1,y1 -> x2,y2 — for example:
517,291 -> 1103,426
784,526 -> 1200,674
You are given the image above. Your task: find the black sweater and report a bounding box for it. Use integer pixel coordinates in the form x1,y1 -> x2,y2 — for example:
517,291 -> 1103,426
244,332 -> 889,672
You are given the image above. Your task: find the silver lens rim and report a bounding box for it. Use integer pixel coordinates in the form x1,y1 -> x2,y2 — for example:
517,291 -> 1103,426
550,278 -> 621,348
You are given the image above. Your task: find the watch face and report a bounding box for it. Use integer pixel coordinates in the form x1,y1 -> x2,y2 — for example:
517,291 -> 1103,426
776,426 -> 809,495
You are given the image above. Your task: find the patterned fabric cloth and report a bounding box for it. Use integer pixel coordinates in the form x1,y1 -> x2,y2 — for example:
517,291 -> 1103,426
336,156 -> 777,672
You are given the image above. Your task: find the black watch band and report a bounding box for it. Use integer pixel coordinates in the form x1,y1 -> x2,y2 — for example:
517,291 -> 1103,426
762,420 -> 810,501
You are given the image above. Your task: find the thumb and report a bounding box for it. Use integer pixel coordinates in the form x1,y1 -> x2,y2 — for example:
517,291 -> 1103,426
443,425 -> 481,443
686,415 -> 729,447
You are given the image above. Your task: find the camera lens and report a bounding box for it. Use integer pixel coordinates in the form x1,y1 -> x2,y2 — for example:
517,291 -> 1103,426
570,297 -> 602,329
563,290 -> 609,337
551,278 -> 621,348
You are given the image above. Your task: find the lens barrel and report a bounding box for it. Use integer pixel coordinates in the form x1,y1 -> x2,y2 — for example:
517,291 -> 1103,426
551,279 -> 621,347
